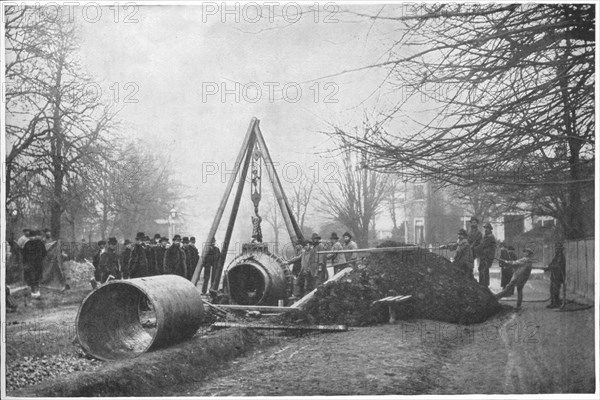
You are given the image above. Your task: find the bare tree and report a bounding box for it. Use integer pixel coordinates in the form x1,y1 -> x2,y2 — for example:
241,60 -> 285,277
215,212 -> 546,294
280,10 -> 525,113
288,177 -> 314,232
448,184 -> 518,223
329,4 -> 594,239
262,196 -> 282,252
108,143 -> 182,240
5,7 -> 119,239
5,6 -> 57,206
319,126 -> 390,247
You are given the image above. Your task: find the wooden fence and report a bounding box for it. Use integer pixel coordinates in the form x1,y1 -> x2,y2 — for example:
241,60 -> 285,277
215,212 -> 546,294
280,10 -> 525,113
563,238 -> 595,304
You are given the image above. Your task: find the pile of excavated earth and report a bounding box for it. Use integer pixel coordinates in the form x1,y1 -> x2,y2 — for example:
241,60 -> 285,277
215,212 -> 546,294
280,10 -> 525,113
304,241 -> 502,326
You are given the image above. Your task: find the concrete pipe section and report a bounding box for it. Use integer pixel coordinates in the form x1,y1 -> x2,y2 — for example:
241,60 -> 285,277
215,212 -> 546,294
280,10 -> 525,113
224,244 -> 292,306
76,275 -> 204,361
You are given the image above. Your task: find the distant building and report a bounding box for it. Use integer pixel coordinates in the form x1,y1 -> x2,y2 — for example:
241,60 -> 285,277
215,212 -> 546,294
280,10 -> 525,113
374,180 -> 555,245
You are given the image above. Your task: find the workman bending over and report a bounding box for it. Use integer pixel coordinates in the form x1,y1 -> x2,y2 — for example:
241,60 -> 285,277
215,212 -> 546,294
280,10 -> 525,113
495,247 -> 535,310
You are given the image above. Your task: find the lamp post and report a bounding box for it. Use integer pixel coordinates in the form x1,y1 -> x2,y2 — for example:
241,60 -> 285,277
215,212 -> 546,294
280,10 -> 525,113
168,208 -> 178,239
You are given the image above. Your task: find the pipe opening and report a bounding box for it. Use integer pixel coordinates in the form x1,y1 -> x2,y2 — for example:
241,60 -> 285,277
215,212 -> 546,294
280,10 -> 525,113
77,283 -> 158,361
227,263 -> 268,305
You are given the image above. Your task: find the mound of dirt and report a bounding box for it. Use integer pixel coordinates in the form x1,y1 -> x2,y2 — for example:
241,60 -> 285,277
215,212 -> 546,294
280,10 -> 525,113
306,241 -> 501,326
62,260 -> 95,289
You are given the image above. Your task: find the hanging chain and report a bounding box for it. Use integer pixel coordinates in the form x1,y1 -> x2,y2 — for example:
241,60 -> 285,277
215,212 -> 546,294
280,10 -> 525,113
250,143 -> 263,242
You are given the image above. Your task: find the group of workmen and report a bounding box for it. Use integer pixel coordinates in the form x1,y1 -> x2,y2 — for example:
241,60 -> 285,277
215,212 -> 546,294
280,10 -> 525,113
13,220 -> 567,311
445,216 -> 566,310
286,231 -> 358,298
91,232 -> 221,294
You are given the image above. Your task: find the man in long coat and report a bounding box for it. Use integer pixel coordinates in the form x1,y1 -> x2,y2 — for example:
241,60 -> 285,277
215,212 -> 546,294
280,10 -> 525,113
22,230 -> 47,298
128,232 -> 149,278
327,232 -> 346,275
188,237 -> 200,280
544,243 -> 566,308
452,229 -> 474,279
92,240 -> 107,283
467,217 -> 483,268
474,222 -> 496,287
201,237 -> 220,293
154,237 -> 168,275
182,237 -> 193,280
164,234 -> 187,277
120,239 -> 132,279
98,237 -> 120,283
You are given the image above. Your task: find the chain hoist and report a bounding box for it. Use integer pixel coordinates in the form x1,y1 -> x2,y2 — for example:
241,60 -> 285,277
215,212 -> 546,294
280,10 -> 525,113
250,143 -> 263,242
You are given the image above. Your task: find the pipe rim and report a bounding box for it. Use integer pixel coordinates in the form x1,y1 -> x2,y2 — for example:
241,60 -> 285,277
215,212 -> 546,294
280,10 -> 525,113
76,279 -> 160,361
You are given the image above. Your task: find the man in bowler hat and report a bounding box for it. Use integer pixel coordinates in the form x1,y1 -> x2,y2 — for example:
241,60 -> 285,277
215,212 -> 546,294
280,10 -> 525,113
164,234 -> 187,277
128,232 -> 149,278
474,222 -> 496,287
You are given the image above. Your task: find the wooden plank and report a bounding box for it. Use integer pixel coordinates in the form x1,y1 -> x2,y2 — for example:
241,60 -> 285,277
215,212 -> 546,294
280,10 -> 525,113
372,296 -> 394,304
192,118 -> 258,286
203,300 -> 233,315
211,322 -> 348,332
217,305 -> 302,313
373,295 -> 412,305
290,267 -> 353,309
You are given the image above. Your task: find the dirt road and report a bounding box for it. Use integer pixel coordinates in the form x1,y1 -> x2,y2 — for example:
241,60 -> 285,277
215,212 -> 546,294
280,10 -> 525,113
167,276 -> 595,396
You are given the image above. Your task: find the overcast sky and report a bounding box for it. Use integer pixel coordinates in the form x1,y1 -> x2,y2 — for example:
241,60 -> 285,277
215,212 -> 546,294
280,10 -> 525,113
71,3 -> 417,247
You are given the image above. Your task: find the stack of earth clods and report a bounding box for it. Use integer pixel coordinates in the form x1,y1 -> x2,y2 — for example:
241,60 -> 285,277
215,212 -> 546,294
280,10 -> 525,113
305,241 -> 502,326
62,260 -> 95,289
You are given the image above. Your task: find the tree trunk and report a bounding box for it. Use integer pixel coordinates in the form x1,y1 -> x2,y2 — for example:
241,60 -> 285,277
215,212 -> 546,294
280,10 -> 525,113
50,110 -> 63,239
101,202 -> 109,240
50,58 -> 64,240
558,32 -> 586,240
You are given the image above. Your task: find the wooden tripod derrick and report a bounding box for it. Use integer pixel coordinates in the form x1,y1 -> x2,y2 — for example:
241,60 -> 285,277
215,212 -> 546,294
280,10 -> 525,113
191,118 -> 305,291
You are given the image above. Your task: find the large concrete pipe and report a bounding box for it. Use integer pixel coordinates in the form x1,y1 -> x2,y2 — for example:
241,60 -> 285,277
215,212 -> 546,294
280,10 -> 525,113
224,243 -> 292,306
76,275 -> 204,361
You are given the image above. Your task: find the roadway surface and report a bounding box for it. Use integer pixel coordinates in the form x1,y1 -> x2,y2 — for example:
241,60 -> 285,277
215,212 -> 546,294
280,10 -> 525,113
167,273 -> 596,396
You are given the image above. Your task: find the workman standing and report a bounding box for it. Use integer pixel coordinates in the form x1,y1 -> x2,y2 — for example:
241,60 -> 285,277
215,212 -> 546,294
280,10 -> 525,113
98,237 -> 120,284
200,237 -> 220,293
164,234 -> 187,278
154,237 -> 169,275
182,237 -> 193,280
120,239 -> 133,279
543,242 -> 566,308
468,217 -> 483,269
189,237 -> 200,278
474,222 -> 496,287
128,232 -> 149,278
91,240 -> 107,288
312,233 -> 328,286
22,230 -> 47,299
442,229 -> 474,279
341,232 -> 358,267
327,232 -> 346,275
287,240 -> 315,298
